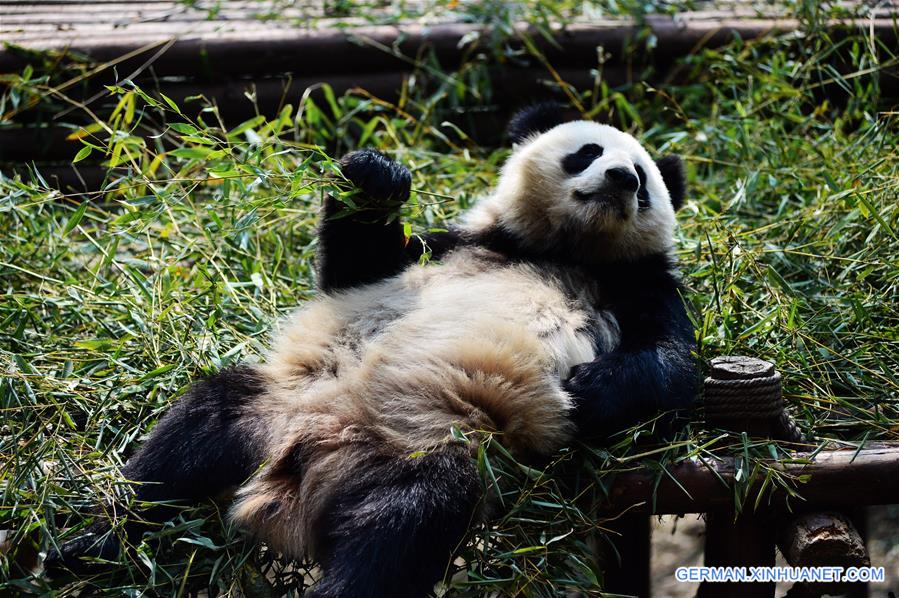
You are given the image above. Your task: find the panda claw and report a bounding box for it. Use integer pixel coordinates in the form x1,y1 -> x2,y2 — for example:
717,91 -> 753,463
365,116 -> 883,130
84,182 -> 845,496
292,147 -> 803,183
339,149 -> 412,209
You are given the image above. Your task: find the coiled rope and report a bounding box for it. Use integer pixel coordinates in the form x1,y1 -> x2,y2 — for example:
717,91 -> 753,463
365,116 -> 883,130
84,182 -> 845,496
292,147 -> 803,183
703,356 -> 805,442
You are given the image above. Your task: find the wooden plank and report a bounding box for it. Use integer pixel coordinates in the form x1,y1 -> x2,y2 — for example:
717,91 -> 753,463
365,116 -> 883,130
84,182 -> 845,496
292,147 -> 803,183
2,21 -> 312,38
4,6 -> 898,48
1,2 -> 186,14
0,6 -> 789,22
4,17 -> 897,78
0,7 -> 356,23
0,0 -> 304,11
0,0 -> 176,3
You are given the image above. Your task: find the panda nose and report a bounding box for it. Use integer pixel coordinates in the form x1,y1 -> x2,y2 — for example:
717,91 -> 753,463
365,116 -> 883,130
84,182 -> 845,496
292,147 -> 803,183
606,167 -> 639,192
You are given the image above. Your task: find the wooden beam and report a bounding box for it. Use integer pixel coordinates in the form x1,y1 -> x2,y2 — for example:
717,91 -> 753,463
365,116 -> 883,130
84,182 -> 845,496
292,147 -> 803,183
3,17 -> 896,78
600,446 -> 899,515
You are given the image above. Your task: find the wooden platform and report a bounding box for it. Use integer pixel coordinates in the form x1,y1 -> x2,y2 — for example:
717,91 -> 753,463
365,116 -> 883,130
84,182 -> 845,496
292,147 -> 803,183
2,1 -> 896,111
2,1 -> 898,50
3,1 -> 897,75
1,1 -> 897,185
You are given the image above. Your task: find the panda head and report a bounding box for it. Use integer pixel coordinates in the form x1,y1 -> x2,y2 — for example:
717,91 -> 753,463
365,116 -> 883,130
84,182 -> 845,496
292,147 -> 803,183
465,103 -> 687,263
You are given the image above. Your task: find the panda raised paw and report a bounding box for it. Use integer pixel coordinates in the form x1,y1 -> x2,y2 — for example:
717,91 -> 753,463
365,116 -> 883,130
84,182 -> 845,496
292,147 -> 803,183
338,149 -> 412,210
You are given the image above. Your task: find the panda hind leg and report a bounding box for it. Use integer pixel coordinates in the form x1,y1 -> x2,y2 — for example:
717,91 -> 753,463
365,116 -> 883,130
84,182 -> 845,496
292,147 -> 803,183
45,364 -> 266,574
119,364 -> 266,503
309,447 -> 481,598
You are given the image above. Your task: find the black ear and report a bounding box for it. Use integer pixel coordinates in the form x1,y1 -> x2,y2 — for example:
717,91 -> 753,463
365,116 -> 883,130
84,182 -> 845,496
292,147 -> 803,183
656,155 -> 686,210
506,102 -> 579,145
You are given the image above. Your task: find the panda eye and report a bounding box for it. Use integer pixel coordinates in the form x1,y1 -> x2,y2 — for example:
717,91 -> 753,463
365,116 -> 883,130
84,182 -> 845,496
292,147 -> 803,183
635,164 -> 650,210
562,143 -> 604,175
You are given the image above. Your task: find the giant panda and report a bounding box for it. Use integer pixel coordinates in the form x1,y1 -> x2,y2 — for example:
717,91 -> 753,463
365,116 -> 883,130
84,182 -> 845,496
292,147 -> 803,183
47,103 -> 697,597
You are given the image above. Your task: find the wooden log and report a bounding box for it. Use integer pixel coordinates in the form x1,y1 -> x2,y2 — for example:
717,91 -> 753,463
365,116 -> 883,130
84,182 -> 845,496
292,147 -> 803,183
2,17 -> 897,78
600,446 -> 899,516
776,511 -> 870,597
700,357 -> 782,598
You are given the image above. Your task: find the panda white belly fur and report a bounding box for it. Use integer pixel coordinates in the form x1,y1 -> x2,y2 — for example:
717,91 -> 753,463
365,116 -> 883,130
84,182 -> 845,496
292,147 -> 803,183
229,247 -> 618,555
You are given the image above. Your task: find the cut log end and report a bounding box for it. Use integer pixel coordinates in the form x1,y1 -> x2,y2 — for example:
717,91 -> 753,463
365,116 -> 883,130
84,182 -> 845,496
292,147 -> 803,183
709,356 -> 775,381
777,511 -> 870,594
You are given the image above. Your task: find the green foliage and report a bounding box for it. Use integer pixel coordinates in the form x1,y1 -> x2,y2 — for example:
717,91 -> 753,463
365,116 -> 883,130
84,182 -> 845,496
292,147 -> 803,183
2,1 -> 898,595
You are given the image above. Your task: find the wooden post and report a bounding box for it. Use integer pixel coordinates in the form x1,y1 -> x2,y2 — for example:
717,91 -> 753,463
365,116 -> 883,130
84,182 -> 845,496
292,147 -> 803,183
700,510 -> 777,598
699,357 -> 873,598
602,514 -> 651,597
700,356 -> 782,598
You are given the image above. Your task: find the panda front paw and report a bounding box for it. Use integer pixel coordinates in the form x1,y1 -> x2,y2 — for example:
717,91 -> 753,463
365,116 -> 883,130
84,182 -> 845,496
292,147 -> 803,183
339,149 -> 412,210
44,524 -> 121,576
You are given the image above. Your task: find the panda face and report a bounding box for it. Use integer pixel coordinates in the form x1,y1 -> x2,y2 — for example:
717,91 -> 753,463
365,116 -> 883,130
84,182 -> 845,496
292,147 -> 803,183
464,120 -> 682,262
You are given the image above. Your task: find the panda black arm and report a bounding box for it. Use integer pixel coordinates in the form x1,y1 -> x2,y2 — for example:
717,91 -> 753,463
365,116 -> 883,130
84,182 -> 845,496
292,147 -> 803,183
564,259 -> 697,439
316,150 -> 412,292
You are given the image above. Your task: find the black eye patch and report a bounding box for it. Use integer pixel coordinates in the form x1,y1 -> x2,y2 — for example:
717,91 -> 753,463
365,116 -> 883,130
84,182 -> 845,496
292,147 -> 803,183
635,164 -> 650,210
561,143 -> 603,175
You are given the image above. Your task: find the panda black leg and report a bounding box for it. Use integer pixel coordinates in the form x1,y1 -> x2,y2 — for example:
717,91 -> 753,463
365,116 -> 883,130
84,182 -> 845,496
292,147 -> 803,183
43,519 -> 122,574
316,149 -> 412,292
120,364 -> 266,502
45,364 -> 266,574
309,448 -> 480,598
